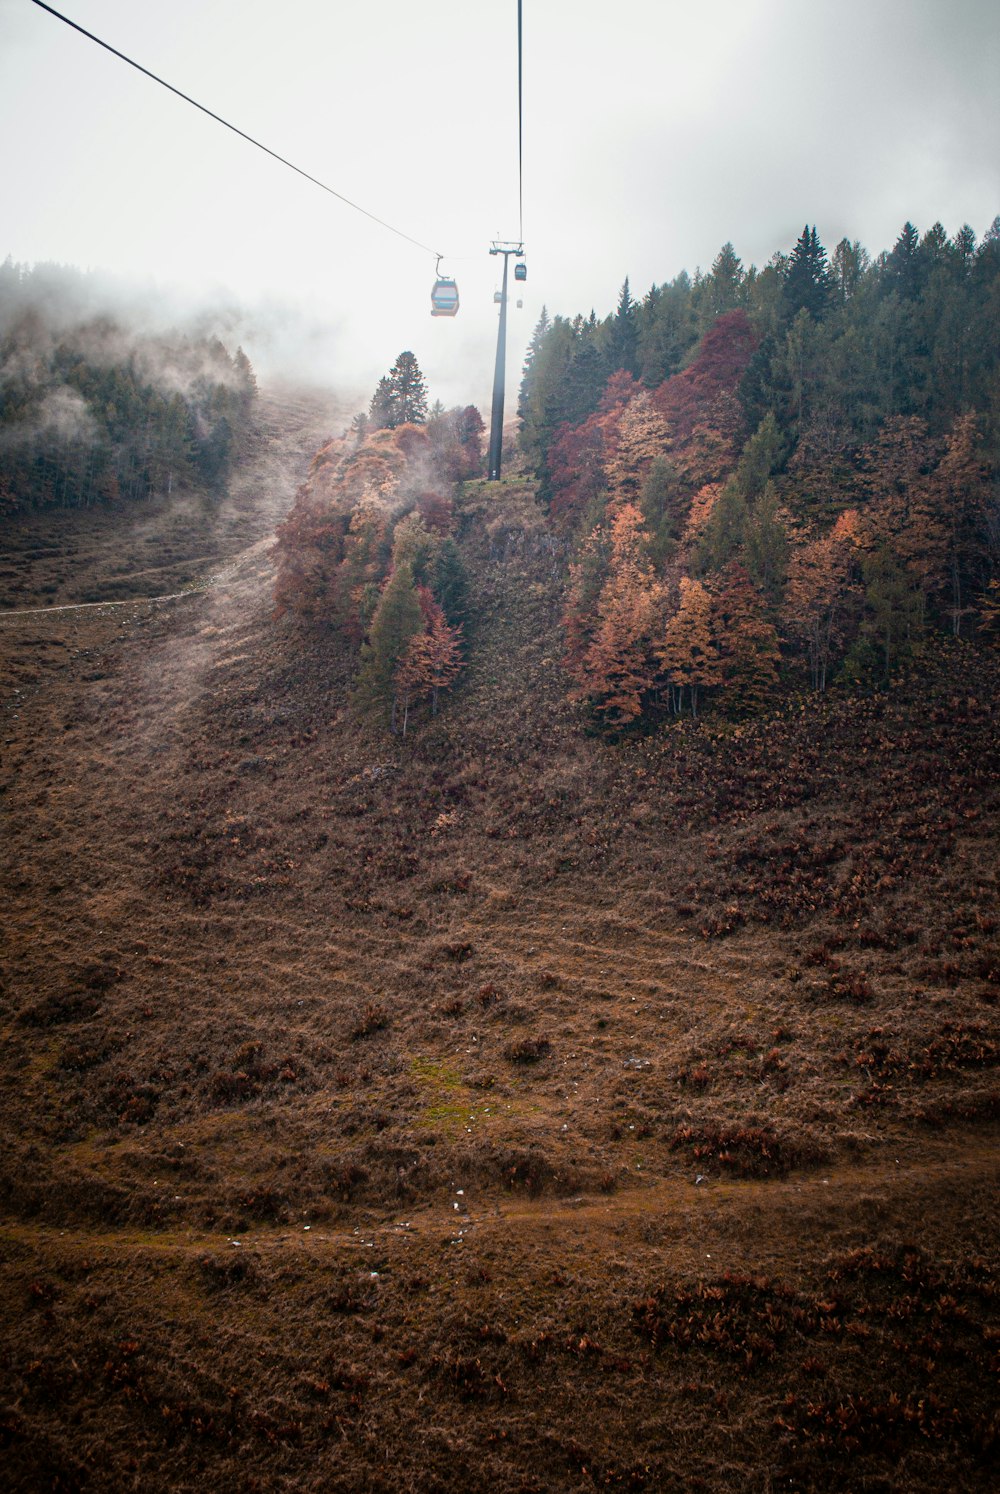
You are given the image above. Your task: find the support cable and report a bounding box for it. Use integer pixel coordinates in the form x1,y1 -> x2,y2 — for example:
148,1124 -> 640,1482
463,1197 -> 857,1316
29,0 -> 444,260
517,0 -> 524,244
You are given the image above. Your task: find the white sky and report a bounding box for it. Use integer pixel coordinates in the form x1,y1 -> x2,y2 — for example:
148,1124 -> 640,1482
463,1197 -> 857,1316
2,0 -> 998,416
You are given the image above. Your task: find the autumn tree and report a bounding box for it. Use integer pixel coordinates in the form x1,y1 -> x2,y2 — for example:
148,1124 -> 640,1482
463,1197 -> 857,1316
394,587 -> 463,734
783,510 -> 860,690
603,390 -> 670,511
657,576 -> 720,717
419,589 -> 463,715
567,504 -> 661,725
713,565 -> 781,715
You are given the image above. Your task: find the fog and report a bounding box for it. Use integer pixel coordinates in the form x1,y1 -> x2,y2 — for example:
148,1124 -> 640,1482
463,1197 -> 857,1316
2,0 -> 998,421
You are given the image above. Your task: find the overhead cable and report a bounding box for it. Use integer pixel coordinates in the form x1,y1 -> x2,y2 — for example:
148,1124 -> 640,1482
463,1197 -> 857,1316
517,0 -> 524,244
29,0 -> 444,260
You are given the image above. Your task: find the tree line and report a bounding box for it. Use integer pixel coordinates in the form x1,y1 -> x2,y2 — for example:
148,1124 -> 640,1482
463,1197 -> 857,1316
0,260 -> 258,513
518,220 -> 1000,723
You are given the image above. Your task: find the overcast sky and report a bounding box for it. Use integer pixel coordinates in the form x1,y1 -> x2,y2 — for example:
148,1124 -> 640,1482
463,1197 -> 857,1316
2,0 -> 998,415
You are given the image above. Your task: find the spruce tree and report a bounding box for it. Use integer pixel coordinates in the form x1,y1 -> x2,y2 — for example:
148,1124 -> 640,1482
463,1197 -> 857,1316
368,353 -> 428,429
784,225 -> 832,319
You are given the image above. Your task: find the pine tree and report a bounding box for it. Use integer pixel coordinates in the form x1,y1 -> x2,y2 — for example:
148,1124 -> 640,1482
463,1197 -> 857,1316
698,242 -> 746,326
389,351 -> 428,425
784,226 -> 832,320
888,221 -> 920,300
609,278 -> 638,375
368,376 -> 395,430
368,352 -> 428,429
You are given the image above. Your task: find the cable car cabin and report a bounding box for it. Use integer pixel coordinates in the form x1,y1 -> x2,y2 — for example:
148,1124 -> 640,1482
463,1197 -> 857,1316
514,261 -> 527,281
431,277 -> 460,316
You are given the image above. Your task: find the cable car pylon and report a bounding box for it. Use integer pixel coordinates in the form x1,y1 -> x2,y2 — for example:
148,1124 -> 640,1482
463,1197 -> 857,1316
487,240 -> 524,481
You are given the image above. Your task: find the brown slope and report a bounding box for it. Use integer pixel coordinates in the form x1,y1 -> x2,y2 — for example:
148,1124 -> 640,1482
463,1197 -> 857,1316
0,424 -> 997,1493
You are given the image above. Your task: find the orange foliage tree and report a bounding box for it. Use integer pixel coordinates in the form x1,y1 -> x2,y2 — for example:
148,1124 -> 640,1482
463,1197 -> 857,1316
603,391 -> 671,511
782,509 -> 861,690
657,575 -> 721,718
566,504 -> 661,725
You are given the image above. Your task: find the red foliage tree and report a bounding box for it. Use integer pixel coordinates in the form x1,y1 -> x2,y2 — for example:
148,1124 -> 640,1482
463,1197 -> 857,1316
546,375 -> 638,532
653,311 -> 757,446
395,586 -> 464,734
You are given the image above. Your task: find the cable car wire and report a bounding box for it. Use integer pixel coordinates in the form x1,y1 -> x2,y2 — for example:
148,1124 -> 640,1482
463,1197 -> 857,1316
517,0 -> 524,245
28,0 -> 445,261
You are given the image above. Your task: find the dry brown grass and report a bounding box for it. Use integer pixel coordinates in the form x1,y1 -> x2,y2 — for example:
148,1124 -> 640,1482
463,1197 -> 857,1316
0,414 -> 997,1491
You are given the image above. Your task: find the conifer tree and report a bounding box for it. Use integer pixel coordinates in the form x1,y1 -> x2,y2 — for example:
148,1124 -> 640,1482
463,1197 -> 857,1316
390,351 -> 428,425
368,352 -> 428,429
356,562 -> 424,730
784,226 -> 832,319
609,278 -> 638,375
657,576 -> 720,717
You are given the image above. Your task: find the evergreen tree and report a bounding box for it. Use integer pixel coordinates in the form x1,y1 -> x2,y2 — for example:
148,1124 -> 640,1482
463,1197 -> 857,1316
431,536 -> 469,626
356,562 -> 424,730
831,238 -> 869,305
784,226 -> 832,319
390,350 -> 428,425
887,221 -> 920,300
368,352 -> 428,429
697,243 -> 746,328
609,278 -> 639,375
518,306 -> 551,425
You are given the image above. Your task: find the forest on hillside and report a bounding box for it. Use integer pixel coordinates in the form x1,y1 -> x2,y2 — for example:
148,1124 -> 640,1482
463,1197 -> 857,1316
276,220 -> 999,734
519,220 -> 1000,720
0,261 -> 258,513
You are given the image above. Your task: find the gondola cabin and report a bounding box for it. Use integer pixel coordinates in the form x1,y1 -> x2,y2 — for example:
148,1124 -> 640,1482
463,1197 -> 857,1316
431,276 -> 460,316
514,260 -> 527,281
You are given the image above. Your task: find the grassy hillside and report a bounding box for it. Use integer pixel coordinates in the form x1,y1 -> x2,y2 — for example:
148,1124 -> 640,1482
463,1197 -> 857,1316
0,429 -> 997,1492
